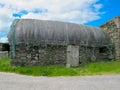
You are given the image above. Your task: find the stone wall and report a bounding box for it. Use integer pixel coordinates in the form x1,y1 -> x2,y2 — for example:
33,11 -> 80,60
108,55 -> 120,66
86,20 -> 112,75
10,43 -> 110,66
79,46 -> 110,64
66,45 -> 109,67
100,16 -> 120,60
11,44 -> 66,66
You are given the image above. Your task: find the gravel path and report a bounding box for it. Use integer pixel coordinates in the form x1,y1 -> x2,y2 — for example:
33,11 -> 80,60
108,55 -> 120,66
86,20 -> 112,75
0,72 -> 120,90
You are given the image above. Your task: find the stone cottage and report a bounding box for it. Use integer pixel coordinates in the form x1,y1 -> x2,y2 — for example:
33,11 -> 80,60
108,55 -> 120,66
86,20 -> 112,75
100,16 -> 120,60
8,19 -> 112,67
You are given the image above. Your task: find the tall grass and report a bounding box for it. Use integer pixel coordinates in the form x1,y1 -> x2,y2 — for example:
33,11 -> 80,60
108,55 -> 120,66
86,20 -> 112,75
0,58 -> 120,76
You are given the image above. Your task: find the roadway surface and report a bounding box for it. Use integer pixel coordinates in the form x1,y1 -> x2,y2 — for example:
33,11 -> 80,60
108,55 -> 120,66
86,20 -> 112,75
0,72 -> 120,90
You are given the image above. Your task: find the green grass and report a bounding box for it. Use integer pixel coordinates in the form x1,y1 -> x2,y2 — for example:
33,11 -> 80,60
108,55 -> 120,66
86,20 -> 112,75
0,58 -> 120,76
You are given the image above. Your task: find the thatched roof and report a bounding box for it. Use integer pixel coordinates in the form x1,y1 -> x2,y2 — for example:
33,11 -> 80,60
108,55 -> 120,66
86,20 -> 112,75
8,19 -> 110,47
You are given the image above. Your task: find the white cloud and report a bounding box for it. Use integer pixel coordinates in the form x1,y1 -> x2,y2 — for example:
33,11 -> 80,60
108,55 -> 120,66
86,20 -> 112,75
0,0 -> 102,24
0,5 -> 13,34
0,36 -> 8,43
21,0 -> 103,24
0,0 -> 103,39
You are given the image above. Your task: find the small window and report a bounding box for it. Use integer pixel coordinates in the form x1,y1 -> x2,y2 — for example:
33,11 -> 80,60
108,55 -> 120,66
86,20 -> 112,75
99,47 -> 107,53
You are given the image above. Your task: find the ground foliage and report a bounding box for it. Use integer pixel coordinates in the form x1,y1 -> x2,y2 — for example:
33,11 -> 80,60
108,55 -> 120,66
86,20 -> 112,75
0,58 -> 120,76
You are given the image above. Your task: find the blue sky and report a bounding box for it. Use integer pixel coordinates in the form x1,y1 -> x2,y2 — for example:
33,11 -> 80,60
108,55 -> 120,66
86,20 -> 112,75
86,0 -> 120,26
0,0 -> 120,43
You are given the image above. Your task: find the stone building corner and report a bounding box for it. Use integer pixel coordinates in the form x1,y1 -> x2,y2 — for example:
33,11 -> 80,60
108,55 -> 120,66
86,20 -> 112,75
100,16 -> 120,60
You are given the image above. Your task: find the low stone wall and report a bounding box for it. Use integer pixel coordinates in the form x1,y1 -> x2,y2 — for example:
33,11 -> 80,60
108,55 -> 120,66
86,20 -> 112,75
0,51 -> 8,58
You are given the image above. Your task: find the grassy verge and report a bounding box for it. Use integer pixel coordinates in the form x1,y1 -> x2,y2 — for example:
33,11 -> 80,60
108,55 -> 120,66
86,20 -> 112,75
0,58 -> 120,76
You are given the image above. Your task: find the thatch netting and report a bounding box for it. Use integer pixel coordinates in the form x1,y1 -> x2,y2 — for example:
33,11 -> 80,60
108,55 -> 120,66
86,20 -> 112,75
8,19 -> 110,47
